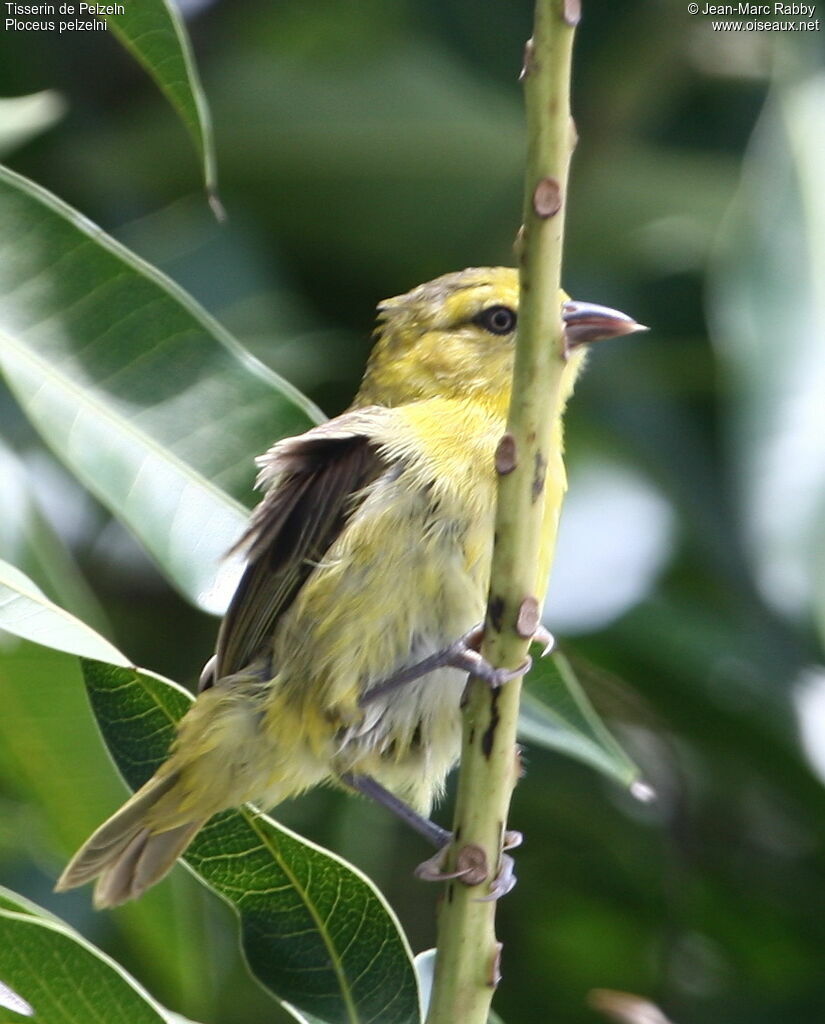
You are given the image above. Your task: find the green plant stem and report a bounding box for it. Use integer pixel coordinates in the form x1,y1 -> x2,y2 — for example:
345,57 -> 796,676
424,3 -> 578,1022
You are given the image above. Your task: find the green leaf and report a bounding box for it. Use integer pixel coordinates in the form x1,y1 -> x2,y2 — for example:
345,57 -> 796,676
0,91 -> 66,159
0,886 -> 62,919
709,76 -> 825,635
80,659 -> 422,1024
0,559 -> 128,665
0,164 -> 322,614
412,951 -> 436,1022
103,0 -> 220,208
0,642 -> 223,1014
0,438 -> 109,633
0,637 -> 137,854
0,887 -> 202,1024
0,977 -> 33,1018
520,651 -> 641,789
280,1005 -> 327,1024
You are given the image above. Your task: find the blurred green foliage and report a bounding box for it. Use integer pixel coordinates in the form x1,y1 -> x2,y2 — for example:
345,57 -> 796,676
1,2 -> 825,1022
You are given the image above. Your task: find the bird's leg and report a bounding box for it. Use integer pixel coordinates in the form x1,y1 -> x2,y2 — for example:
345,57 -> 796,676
359,623 -> 554,708
350,625 -> 550,896
341,772 -> 450,847
342,772 -> 523,899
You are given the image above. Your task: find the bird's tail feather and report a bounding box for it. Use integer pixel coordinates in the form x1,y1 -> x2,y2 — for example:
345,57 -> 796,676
55,772 -> 205,908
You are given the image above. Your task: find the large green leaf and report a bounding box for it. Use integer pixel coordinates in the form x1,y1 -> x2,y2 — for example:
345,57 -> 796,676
0,976 -> 33,1018
0,641 -> 209,1009
709,75 -> 825,639
0,164 -> 321,614
520,651 -> 642,790
0,886 -> 201,1024
0,438 -> 108,633
80,659 -> 421,1024
0,559 -> 127,665
0,91 -> 66,159
103,0 -> 219,208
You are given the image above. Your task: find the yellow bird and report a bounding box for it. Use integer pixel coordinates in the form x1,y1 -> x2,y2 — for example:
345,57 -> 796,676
57,267 -> 643,907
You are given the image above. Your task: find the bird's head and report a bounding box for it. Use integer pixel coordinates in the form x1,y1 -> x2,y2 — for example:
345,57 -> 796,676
355,267 -> 644,414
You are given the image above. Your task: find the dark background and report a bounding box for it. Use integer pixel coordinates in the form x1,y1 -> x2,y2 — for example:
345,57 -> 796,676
1,2 -> 825,1022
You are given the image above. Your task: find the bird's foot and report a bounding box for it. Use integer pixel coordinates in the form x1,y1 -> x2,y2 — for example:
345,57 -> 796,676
445,623 -> 554,689
360,624 -> 547,706
529,624 -> 555,657
413,829 -> 523,900
360,623 -> 553,707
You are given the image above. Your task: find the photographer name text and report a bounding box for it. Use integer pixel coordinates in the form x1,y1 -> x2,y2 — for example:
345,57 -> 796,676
697,3 -> 815,13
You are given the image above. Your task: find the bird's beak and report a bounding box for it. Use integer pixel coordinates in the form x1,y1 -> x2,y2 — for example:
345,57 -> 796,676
562,300 -> 648,349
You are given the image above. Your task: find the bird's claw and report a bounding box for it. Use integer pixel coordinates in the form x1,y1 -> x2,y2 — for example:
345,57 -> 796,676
414,846 -> 472,883
414,831 -> 522,899
476,830 -> 521,900
451,649 -> 532,688
530,624 -> 555,657
503,829 -> 523,851
475,853 -> 517,902
447,625 -> 543,688
360,623 -> 553,708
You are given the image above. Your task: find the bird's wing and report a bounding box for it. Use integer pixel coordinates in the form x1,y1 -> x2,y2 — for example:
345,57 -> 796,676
213,410 -> 390,681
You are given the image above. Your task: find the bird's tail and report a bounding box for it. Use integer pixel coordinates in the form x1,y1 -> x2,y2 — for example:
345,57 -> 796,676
55,772 -> 206,908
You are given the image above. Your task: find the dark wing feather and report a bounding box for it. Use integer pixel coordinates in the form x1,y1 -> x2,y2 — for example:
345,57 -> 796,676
211,421 -> 388,682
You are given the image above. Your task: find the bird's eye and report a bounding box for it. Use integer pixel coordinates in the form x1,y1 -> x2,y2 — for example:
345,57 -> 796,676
475,305 -> 517,336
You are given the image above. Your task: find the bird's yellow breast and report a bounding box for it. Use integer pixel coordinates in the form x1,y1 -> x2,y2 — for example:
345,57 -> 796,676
255,397 -> 566,811
270,399 -> 501,703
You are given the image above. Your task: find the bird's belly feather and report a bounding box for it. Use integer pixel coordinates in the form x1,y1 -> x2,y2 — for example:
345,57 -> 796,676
166,438 -> 500,820
263,461 -> 495,811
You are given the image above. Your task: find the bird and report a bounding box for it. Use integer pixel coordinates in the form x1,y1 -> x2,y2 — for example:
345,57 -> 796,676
56,267 -> 644,908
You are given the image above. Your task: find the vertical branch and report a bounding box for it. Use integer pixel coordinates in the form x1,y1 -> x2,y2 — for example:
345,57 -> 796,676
425,3 -> 579,1023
